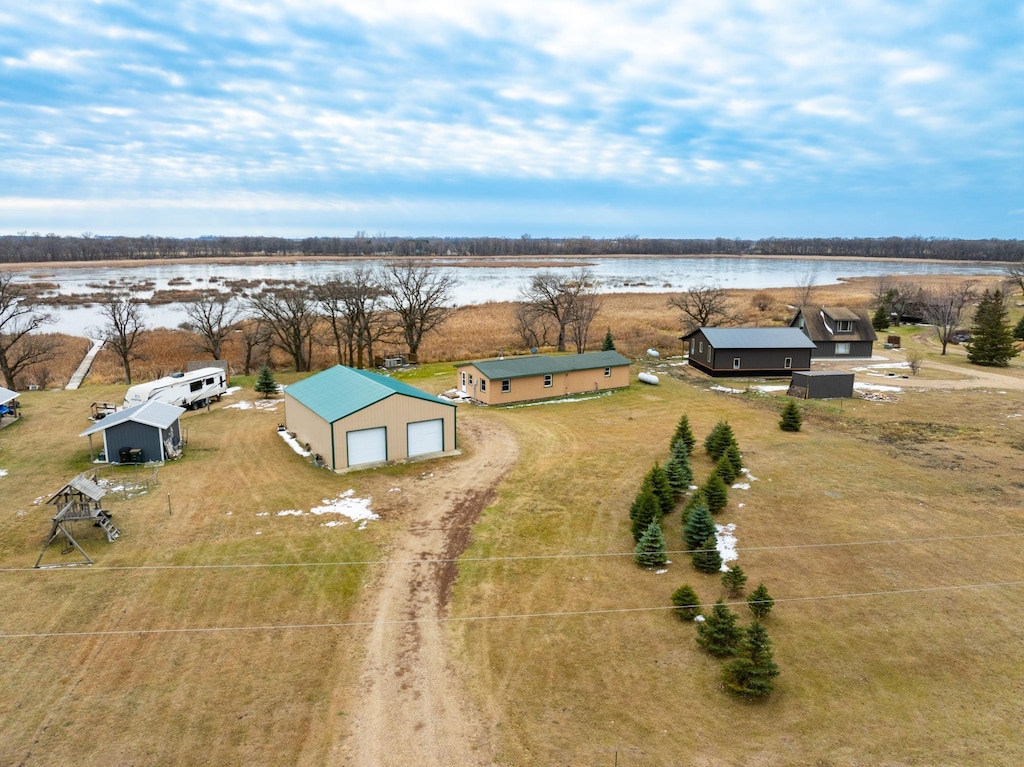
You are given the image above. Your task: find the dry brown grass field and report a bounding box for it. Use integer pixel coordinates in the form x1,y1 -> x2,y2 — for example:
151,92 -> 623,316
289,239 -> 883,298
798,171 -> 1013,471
2,275 -> 1023,766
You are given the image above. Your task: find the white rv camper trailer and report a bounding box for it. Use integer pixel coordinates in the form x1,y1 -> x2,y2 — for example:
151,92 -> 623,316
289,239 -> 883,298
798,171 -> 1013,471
123,367 -> 229,409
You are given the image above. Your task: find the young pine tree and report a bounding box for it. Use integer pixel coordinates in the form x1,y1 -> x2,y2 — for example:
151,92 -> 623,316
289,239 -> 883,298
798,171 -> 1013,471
708,421 -> 736,461
722,565 -> 748,597
724,441 -> 743,476
780,400 -> 802,432
695,600 -> 743,657
602,328 -> 616,351
871,304 -> 890,332
680,488 -> 705,527
722,621 -> 780,699
664,440 -> 694,499
671,414 -> 697,454
649,463 -> 675,516
692,534 -> 723,574
966,289 -> 1020,367
1014,314 -> 1024,341
635,520 -> 668,568
630,481 -> 662,542
715,453 -> 738,485
702,472 -> 729,514
671,584 -> 702,621
254,365 -> 278,398
683,501 -> 715,551
747,582 -> 775,620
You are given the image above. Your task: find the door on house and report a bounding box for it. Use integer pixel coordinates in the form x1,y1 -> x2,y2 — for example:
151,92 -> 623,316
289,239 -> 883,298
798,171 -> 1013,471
407,419 -> 444,457
460,371 -> 467,394
347,427 -> 387,467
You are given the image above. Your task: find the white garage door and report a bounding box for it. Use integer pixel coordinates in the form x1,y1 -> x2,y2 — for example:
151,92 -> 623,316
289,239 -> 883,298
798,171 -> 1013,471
407,419 -> 444,457
347,427 -> 387,466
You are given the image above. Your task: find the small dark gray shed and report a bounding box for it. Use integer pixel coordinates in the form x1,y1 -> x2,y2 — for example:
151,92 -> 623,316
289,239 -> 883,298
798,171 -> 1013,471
80,400 -> 186,463
788,371 -> 855,399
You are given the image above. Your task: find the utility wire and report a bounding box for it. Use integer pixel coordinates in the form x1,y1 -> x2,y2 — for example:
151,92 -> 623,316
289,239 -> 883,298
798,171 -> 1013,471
3,531 -> 1023,574
2,579 -> 1022,640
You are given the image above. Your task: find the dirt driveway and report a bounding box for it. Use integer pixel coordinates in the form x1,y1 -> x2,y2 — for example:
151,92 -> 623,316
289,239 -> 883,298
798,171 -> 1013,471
330,415 -> 517,767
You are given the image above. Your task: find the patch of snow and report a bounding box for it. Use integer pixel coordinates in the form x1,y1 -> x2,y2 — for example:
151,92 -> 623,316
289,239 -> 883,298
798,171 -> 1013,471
732,482 -> 750,490
225,399 -> 279,411
0,468 -> 7,477
854,382 -> 903,393
853,361 -> 911,371
655,569 -> 668,574
225,511 -> 232,516
750,384 -> 789,392
505,392 -> 612,408
737,503 -> 745,508
710,385 -> 743,394
223,386 -> 243,395
716,523 -> 738,572
255,512 -> 270,517
276,509 -> 303,516
388,487 -> 402,493
739,468 -> 757,481
255,531 -> 262,535
278,429 -> 311,456
694,614 -> 706,623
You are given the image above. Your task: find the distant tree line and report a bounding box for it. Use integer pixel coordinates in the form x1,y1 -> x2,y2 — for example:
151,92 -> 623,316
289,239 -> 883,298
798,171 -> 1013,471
2,232 -> 1023,264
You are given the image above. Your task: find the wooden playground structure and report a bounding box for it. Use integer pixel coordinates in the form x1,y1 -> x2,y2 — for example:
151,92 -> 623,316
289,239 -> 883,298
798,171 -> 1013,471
35,473 -> 121,568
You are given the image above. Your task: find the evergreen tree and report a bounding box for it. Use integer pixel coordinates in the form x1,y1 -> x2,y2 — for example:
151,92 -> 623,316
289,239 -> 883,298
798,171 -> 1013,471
722,621 -> 780,699
695,600 -> 742,657
671,414 -> 697,454
630,481 -> 661,542
664,439 -> 694,499
871,304 -> 890,332
680,488 -> 705,527
711,421 -> 737,460
966,290 -> 1020,367
692,534 -> 723,574
715,453 -> 738,485
649,463 -> 675,516
683,501 -> 715,550
671,584 -> 702,621
254,365 -> 278,398
1014,314 -> 1024,341
634,520 -> 668,568
747,582 -> 775,620
602,328 -> 616,351
722,565 -> 748,597
725,441 -> 744,476
779,400 -> 802,432
702,472 -> 729,514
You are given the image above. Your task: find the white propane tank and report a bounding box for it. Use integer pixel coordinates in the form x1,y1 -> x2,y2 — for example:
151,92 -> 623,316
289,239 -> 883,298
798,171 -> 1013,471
638,372 -> 659,385
647,348 -> 660,358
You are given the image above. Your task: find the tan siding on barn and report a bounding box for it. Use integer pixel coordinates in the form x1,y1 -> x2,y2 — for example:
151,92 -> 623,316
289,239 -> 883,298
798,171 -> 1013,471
455,363 -> 630,405
283,396 -> 333,461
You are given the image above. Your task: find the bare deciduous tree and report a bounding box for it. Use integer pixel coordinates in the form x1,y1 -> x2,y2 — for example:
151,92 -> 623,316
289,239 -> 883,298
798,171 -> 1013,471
567,290 -> 601,354
95,287 -> 146,384
311,268 -> 390,369
0,271 -> 59,389
668,283 -> 736,332
377,261 -> 458,360
919,281 -> 977,355
794,268 -> 819,306
179,293 -> 242,360
518,269 -> 600,352
1006,259 -> 1024,296
247,287 -> 319,372
513,303 -> 554,350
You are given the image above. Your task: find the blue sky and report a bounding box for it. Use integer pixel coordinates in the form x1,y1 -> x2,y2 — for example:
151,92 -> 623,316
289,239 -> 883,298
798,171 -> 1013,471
1,1 -> 1022,239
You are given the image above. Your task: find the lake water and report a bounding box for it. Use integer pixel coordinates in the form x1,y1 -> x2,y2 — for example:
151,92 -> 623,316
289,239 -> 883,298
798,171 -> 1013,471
18,256 -> 1008,336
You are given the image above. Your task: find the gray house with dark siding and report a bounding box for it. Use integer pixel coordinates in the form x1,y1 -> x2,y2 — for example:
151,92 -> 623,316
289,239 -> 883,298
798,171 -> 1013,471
682,327 -> 816,377
790,306 -> 877,358
80,400 -> 186,464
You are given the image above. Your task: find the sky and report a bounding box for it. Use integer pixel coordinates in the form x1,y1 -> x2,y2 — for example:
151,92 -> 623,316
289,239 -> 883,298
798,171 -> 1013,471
1,1 -> 1022,239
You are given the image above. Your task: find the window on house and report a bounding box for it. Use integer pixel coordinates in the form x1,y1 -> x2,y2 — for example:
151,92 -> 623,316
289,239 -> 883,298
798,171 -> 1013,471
835,342 -> 851,355
698,341 -> 704,353
468,374 -> 474,385
784,357 -> 793,369
836,320 -> 853,333
480,379 -> 486,392
604,367 -> 611,377
543,374 -> 553,388
733,357 -> 741,370
501,379 -> 511,393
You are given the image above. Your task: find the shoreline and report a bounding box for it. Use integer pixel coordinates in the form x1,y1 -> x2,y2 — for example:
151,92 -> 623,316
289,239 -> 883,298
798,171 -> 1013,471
3,252 -> 1017,274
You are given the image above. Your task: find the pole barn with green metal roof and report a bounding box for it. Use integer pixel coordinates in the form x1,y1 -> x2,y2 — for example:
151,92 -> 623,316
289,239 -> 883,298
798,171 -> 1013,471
283,366 -> 458,471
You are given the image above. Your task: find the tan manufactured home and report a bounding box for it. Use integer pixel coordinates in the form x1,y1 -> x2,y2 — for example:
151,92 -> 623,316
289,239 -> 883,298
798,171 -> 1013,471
284,365 -> 457,471
454,351 -> 631,405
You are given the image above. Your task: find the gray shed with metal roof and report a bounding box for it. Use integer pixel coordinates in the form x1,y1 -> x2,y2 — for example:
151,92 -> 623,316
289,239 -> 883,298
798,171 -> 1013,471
79,400 -> 186,463
284,365 -> 457,471
681,327 -> 815,377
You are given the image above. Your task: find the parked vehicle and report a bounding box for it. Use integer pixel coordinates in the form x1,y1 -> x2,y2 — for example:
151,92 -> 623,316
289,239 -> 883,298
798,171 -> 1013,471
123,367 -> 229,409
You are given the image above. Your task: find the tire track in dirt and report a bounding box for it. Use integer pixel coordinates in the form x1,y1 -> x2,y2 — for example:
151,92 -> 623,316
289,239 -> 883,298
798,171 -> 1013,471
332,416 -> 517,767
